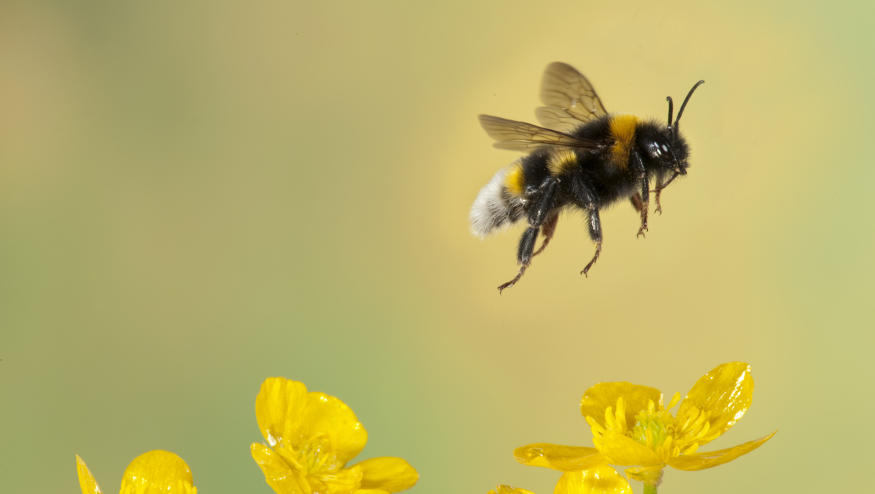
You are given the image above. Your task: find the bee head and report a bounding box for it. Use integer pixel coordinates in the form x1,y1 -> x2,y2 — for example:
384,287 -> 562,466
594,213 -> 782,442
658,79 -> 705,176
641,129 -> 687,174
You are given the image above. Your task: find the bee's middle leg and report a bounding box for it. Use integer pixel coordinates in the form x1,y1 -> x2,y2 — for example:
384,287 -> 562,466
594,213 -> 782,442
532,211 -> 559,257
630,193 -> 645,212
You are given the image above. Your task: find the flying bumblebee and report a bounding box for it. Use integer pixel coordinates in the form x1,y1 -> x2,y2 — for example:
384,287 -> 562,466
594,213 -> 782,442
470,62 -> 704,292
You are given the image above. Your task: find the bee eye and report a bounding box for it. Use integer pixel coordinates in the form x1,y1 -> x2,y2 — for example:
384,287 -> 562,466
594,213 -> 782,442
648,142 -> 662,158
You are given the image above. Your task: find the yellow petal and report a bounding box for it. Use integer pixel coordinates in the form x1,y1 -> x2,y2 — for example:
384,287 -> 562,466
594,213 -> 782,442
356,457 -> 419,493
255,377 -> 368,464
256,377 -> 309,446
488,486 -> 537,494
251,442 -> 309,494
677,362 -> 754,444
355,490 -> 390,494
119,450 -> 197,494
581,383 -> 662,430
514,443 -> 604,471
75,455 -> 103,494
300,392 -> 368,464
592,431 -> 662,467
554,467 -> 633,494
668,431 -> 776,471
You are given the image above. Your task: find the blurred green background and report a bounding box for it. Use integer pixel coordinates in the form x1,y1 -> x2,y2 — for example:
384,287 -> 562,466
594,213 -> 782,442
1,1 -> 873,493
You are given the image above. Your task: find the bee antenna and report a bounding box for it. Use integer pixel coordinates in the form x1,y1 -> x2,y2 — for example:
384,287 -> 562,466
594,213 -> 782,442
674,80 -> 705,129
666,96 -> 675,132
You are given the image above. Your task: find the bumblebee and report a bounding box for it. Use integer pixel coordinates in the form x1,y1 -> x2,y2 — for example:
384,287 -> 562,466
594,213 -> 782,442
470,62 -> 704,292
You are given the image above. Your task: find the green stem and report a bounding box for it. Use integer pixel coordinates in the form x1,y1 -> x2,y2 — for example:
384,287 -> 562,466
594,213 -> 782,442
643,483 -> 658,494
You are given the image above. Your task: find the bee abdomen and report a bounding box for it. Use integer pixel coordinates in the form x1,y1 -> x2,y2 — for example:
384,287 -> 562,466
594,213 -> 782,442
470,164 -> 525,237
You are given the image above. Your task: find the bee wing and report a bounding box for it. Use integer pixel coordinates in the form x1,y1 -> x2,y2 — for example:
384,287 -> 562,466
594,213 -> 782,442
535,106 -> 593,133
537,62 -> 608,131
479,114 -> 601,152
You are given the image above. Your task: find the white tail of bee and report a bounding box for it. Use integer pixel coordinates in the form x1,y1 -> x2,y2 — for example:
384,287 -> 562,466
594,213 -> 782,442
470,167 -> 524,237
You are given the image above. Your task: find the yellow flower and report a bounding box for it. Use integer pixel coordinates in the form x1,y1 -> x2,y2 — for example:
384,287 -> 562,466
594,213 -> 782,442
515,362 -> 775,487
75,450 -> 197,494
251,377 -> 419,494
487,465 -> 633,494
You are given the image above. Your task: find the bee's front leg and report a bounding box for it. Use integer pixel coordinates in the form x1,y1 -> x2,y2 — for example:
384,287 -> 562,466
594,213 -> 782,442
653,173 -> 665,215
631,150 -> 649,238
652,171 -> 680,215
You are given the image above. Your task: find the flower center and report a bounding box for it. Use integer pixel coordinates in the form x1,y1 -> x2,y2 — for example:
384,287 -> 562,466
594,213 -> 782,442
286,435 -> 341,476
271,435 -> 362,494
626,397 -> 684,462
631,408 -> 673,448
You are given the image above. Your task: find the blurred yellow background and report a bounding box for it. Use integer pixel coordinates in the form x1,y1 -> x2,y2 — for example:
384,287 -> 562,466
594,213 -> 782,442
1,1 -> 873,493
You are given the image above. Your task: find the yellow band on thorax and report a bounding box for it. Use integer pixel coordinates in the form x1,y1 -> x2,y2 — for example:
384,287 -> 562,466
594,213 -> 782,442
608,114 -> 638,169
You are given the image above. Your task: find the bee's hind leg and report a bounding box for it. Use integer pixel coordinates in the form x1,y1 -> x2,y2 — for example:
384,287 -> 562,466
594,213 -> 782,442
497,178 -> 558,293
571,176 -> 603,277
498,226 -> 538,293
581,208 -> 602,277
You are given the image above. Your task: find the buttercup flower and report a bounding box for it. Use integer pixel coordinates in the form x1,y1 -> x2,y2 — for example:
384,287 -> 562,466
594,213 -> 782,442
487,466 -> 633,494
515,362 -> 775,489
251,377 -> 419,494
75,450 -> 197,494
